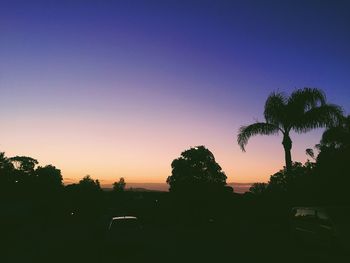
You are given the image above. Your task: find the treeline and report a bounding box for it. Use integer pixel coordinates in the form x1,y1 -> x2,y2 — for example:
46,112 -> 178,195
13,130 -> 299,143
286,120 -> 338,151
0,154 -> 63,200
0,153 -> 127,199
0,154 -> 132,228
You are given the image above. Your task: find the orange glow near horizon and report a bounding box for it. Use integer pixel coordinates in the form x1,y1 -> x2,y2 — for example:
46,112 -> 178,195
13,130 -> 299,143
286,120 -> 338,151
0,108 -> 322,186
1,0 -> 349,190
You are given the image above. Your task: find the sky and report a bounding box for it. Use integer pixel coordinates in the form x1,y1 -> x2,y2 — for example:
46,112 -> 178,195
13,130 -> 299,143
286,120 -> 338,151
0,0 -> 349,187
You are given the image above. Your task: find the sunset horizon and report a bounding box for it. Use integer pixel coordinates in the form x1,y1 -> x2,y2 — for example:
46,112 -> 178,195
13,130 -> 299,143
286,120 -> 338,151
2,1 -> 350,262
1,0 -> 349,187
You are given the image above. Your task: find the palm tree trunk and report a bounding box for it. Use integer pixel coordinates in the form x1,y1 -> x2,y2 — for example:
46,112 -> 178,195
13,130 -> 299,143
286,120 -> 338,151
282,133 -> 292,171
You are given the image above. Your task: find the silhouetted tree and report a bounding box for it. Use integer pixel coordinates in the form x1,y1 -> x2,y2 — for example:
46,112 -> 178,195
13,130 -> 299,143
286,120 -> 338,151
113,177 -> 126,192
65,175 -> 103,219
313,115 -> 350,204
237,88 -> 342,171
9,156 -> 38,173
35,165 -> 63,192
166,146 -> 227,193
0,152 -> 15,197
4,156 -> 39,196
78,175 -> 102,193
319,115 -> 350,150
266,161 -> 316,204
0,152 -> 13,171
249,183 -> 268,195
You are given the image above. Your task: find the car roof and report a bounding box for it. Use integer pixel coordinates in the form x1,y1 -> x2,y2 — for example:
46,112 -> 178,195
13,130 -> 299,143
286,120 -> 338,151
111,216 -> 138,220
292,206 -> 350,212
292,207 -> 326,211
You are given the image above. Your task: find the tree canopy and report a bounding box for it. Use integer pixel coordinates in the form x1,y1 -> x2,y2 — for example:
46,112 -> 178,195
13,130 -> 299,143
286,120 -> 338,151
0,152 -> 63,199
9,156 -> 38,173
78,175 -> 102,193
113,177 -> 126,192
166,146 -> 227,193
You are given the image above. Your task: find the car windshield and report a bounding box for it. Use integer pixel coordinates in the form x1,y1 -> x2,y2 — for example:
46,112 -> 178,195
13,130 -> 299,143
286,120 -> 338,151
110,219 -> 139,230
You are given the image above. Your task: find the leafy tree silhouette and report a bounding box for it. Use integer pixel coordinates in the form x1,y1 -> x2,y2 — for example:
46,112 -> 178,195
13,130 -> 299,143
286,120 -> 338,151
65,175 -> 103,219
267,161 -> 314,193
166,146 -> 227,193
0,152 -> 13,170
248,161 -> 316,204
78,175 -> 102,193
0,152 -> 15,197
237,88 -> 342,171
113,177 -> 126,192
35,165 -> 63,192
0,153 -> 64,201
313,115 -> 350,203
320,115 -> 350,149
9,156 -> 38,173
249,183 -> 268,195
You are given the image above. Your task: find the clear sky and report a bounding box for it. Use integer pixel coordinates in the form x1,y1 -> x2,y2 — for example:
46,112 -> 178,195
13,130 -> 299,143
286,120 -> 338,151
0,0 -> 349,185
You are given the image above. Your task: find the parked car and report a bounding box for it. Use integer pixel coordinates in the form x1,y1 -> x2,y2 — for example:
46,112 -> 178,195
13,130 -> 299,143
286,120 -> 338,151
290,206 -> 350,251
106,216 -> 143,247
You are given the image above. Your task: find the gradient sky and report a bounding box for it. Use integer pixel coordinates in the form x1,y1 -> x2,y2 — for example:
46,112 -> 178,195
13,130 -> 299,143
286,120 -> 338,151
0,0 -> 349,186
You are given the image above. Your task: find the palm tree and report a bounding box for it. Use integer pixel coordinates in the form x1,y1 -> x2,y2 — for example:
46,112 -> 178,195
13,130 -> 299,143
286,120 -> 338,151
237,88 -> 343,171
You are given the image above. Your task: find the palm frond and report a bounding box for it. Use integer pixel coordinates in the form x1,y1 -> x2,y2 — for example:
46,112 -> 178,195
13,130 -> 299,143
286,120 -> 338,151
288,87 -> 326,112
305,148 -> 315,159
293,104 -> 344,133
264,92 -> 287,125
237,122 -> 280,151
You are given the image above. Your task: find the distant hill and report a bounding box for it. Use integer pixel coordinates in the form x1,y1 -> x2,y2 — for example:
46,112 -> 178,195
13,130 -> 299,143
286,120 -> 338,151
64,178 -> 254,193
125,187 -> 164,192
227,183 -> 253,193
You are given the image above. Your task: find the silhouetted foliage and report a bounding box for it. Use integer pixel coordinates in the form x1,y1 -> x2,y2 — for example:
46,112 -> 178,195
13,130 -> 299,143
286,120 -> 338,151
0,152 -> 14,197
0,152 -> 63,200
237,88 -> 343,171
0,152 -> 14,171
166,146 -> 227,193
64,175 -> 104,221
305,148 -> 316,160
78,175 -> 102,194
248,114 -> 350,205
268,162 -> 314,195
319,115 -> 350,150
35,165 -> 63,193
312,115 -> 350,204
249,183 -> 268,195
9,156 -> 38,173
113,177 -> 126,192
248,161 -> 317,205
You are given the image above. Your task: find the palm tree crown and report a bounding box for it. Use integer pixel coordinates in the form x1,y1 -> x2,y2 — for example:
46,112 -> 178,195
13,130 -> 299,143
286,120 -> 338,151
237,88 -> 343,171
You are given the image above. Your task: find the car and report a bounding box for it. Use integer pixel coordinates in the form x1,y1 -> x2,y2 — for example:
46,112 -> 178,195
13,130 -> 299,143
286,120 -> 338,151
106,216 -> 144,247
290,206 -> 350,251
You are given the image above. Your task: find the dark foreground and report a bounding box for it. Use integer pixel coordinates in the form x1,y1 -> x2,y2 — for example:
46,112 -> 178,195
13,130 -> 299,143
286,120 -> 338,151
2,202 -> 349,263
3,220 -> 349,263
